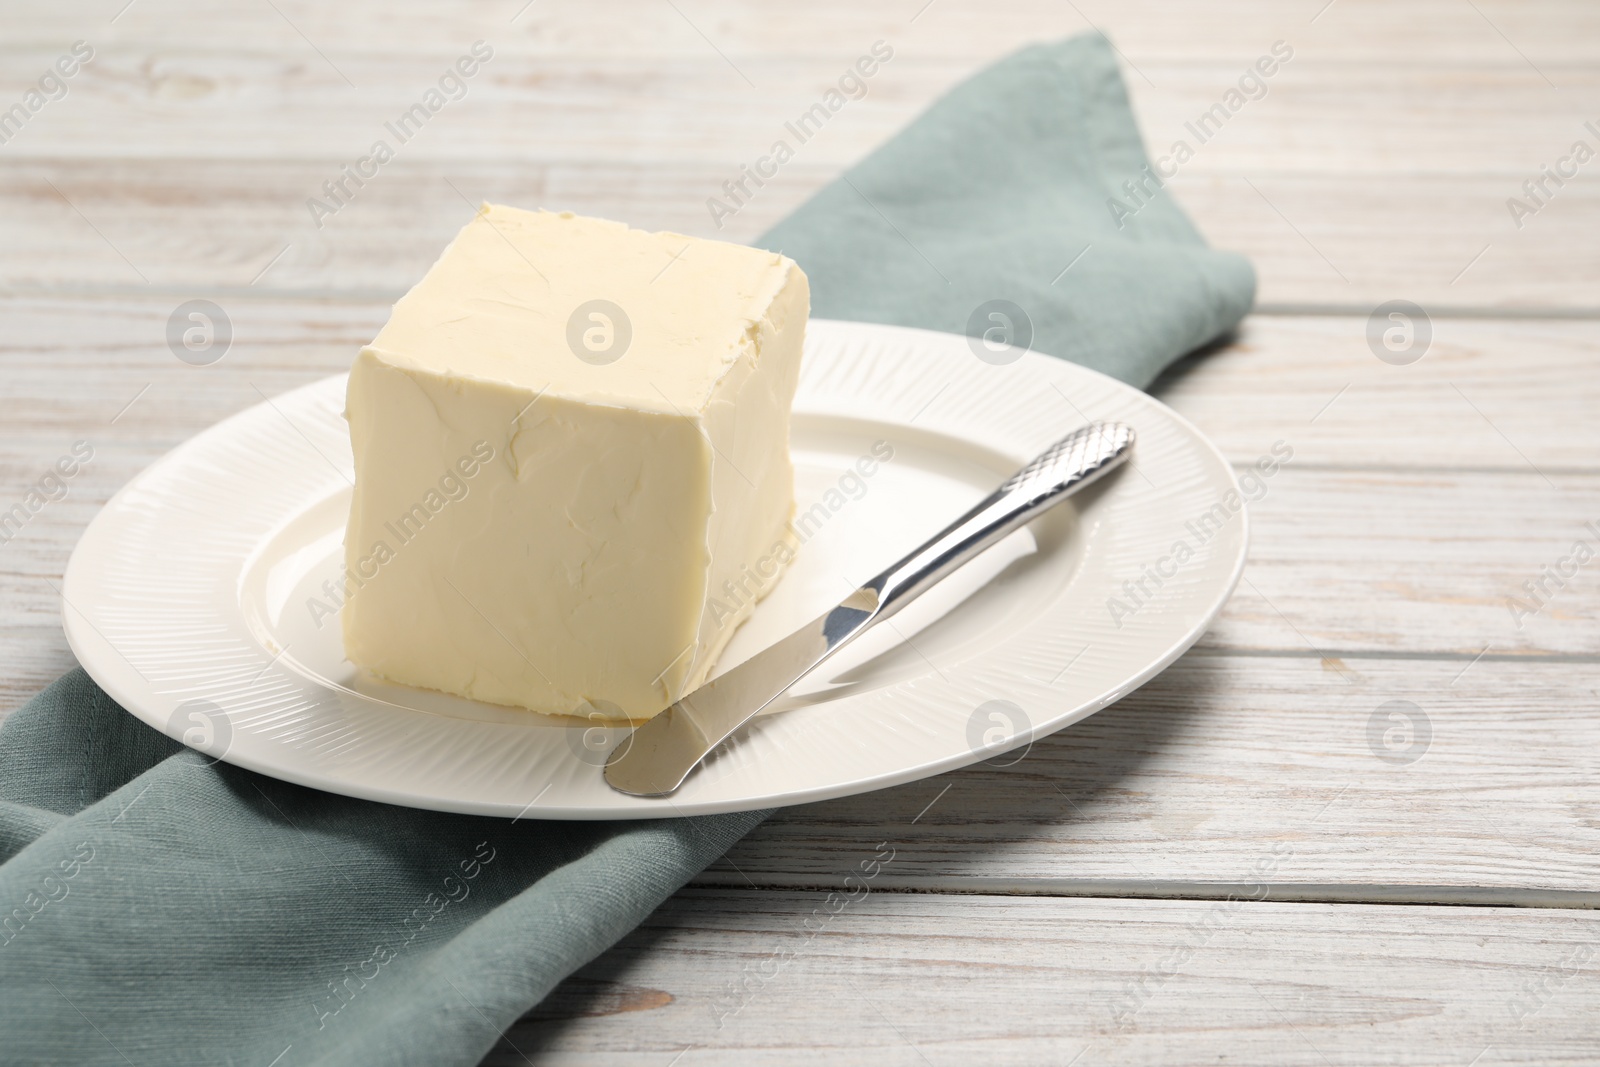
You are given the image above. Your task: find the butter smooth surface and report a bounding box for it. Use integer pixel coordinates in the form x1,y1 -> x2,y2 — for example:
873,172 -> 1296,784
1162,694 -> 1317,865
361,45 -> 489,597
342,205 -> 809,716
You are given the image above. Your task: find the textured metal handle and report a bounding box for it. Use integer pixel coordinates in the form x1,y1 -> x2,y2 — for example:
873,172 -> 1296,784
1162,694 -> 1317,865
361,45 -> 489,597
869,422 -> 1135,622
999,422 -> 1137,499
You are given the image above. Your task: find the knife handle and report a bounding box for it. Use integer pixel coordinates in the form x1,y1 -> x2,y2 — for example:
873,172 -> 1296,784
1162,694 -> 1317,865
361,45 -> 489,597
865,422 -> 1135,624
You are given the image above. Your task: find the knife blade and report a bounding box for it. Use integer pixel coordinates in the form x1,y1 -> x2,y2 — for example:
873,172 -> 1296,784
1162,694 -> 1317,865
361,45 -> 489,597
603,421 -> 1136,798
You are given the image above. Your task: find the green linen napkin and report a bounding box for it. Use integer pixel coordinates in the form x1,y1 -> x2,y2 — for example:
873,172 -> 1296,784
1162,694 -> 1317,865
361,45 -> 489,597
758,35 -> 1254,387
0,33 -> 1252,1067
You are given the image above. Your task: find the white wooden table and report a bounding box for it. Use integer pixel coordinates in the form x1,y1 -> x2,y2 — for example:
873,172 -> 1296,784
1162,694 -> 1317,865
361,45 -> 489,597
5,1 -> 1598,1062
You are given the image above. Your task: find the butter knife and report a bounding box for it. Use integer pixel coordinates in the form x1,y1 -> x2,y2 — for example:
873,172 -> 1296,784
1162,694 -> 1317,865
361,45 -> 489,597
604,421 -> 1136,797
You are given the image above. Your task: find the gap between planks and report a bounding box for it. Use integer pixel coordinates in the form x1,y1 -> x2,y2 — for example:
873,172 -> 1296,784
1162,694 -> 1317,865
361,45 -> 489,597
688,874 -> 1600,911
1186,647 -> 1600,665
1256,304 -> 1600,320
8,284 -> 1600,321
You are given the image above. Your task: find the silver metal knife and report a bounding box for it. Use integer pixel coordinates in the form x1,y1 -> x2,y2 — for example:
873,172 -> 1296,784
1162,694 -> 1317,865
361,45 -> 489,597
603,421 -> 1136,797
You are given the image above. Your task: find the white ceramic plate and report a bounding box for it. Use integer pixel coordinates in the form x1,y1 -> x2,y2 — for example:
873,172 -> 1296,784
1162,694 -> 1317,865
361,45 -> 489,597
62,320 -> 1246,819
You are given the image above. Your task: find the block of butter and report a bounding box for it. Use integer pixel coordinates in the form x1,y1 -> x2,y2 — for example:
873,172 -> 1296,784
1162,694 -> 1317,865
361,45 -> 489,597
342,205 -> 809,717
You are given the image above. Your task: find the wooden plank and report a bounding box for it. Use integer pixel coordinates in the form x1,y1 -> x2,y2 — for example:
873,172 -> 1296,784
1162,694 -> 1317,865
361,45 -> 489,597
1213,468 -> 1600,656
1159,314 -> 1600,472
1173,172 -> 1600,313
0,628 -> 76,722
1,161 -> 1594,308
10,0 -> 1600,65
7,299 -> 1599,472
0,47 -> 1591,172
492,888 -> 1600,1065
698,654 -> 1600,899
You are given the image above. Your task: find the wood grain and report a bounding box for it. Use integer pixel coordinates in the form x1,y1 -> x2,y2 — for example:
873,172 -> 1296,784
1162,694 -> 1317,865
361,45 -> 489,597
491,888 -> 1600,1066
700,654 -> 1600,900
2,0 -> 1597,310
7,296 -> 1599,471
1158,315 -> 1600,470
10,0 -> 1600,64
2,160 -> 1594,308
0,48 -> 1592,171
